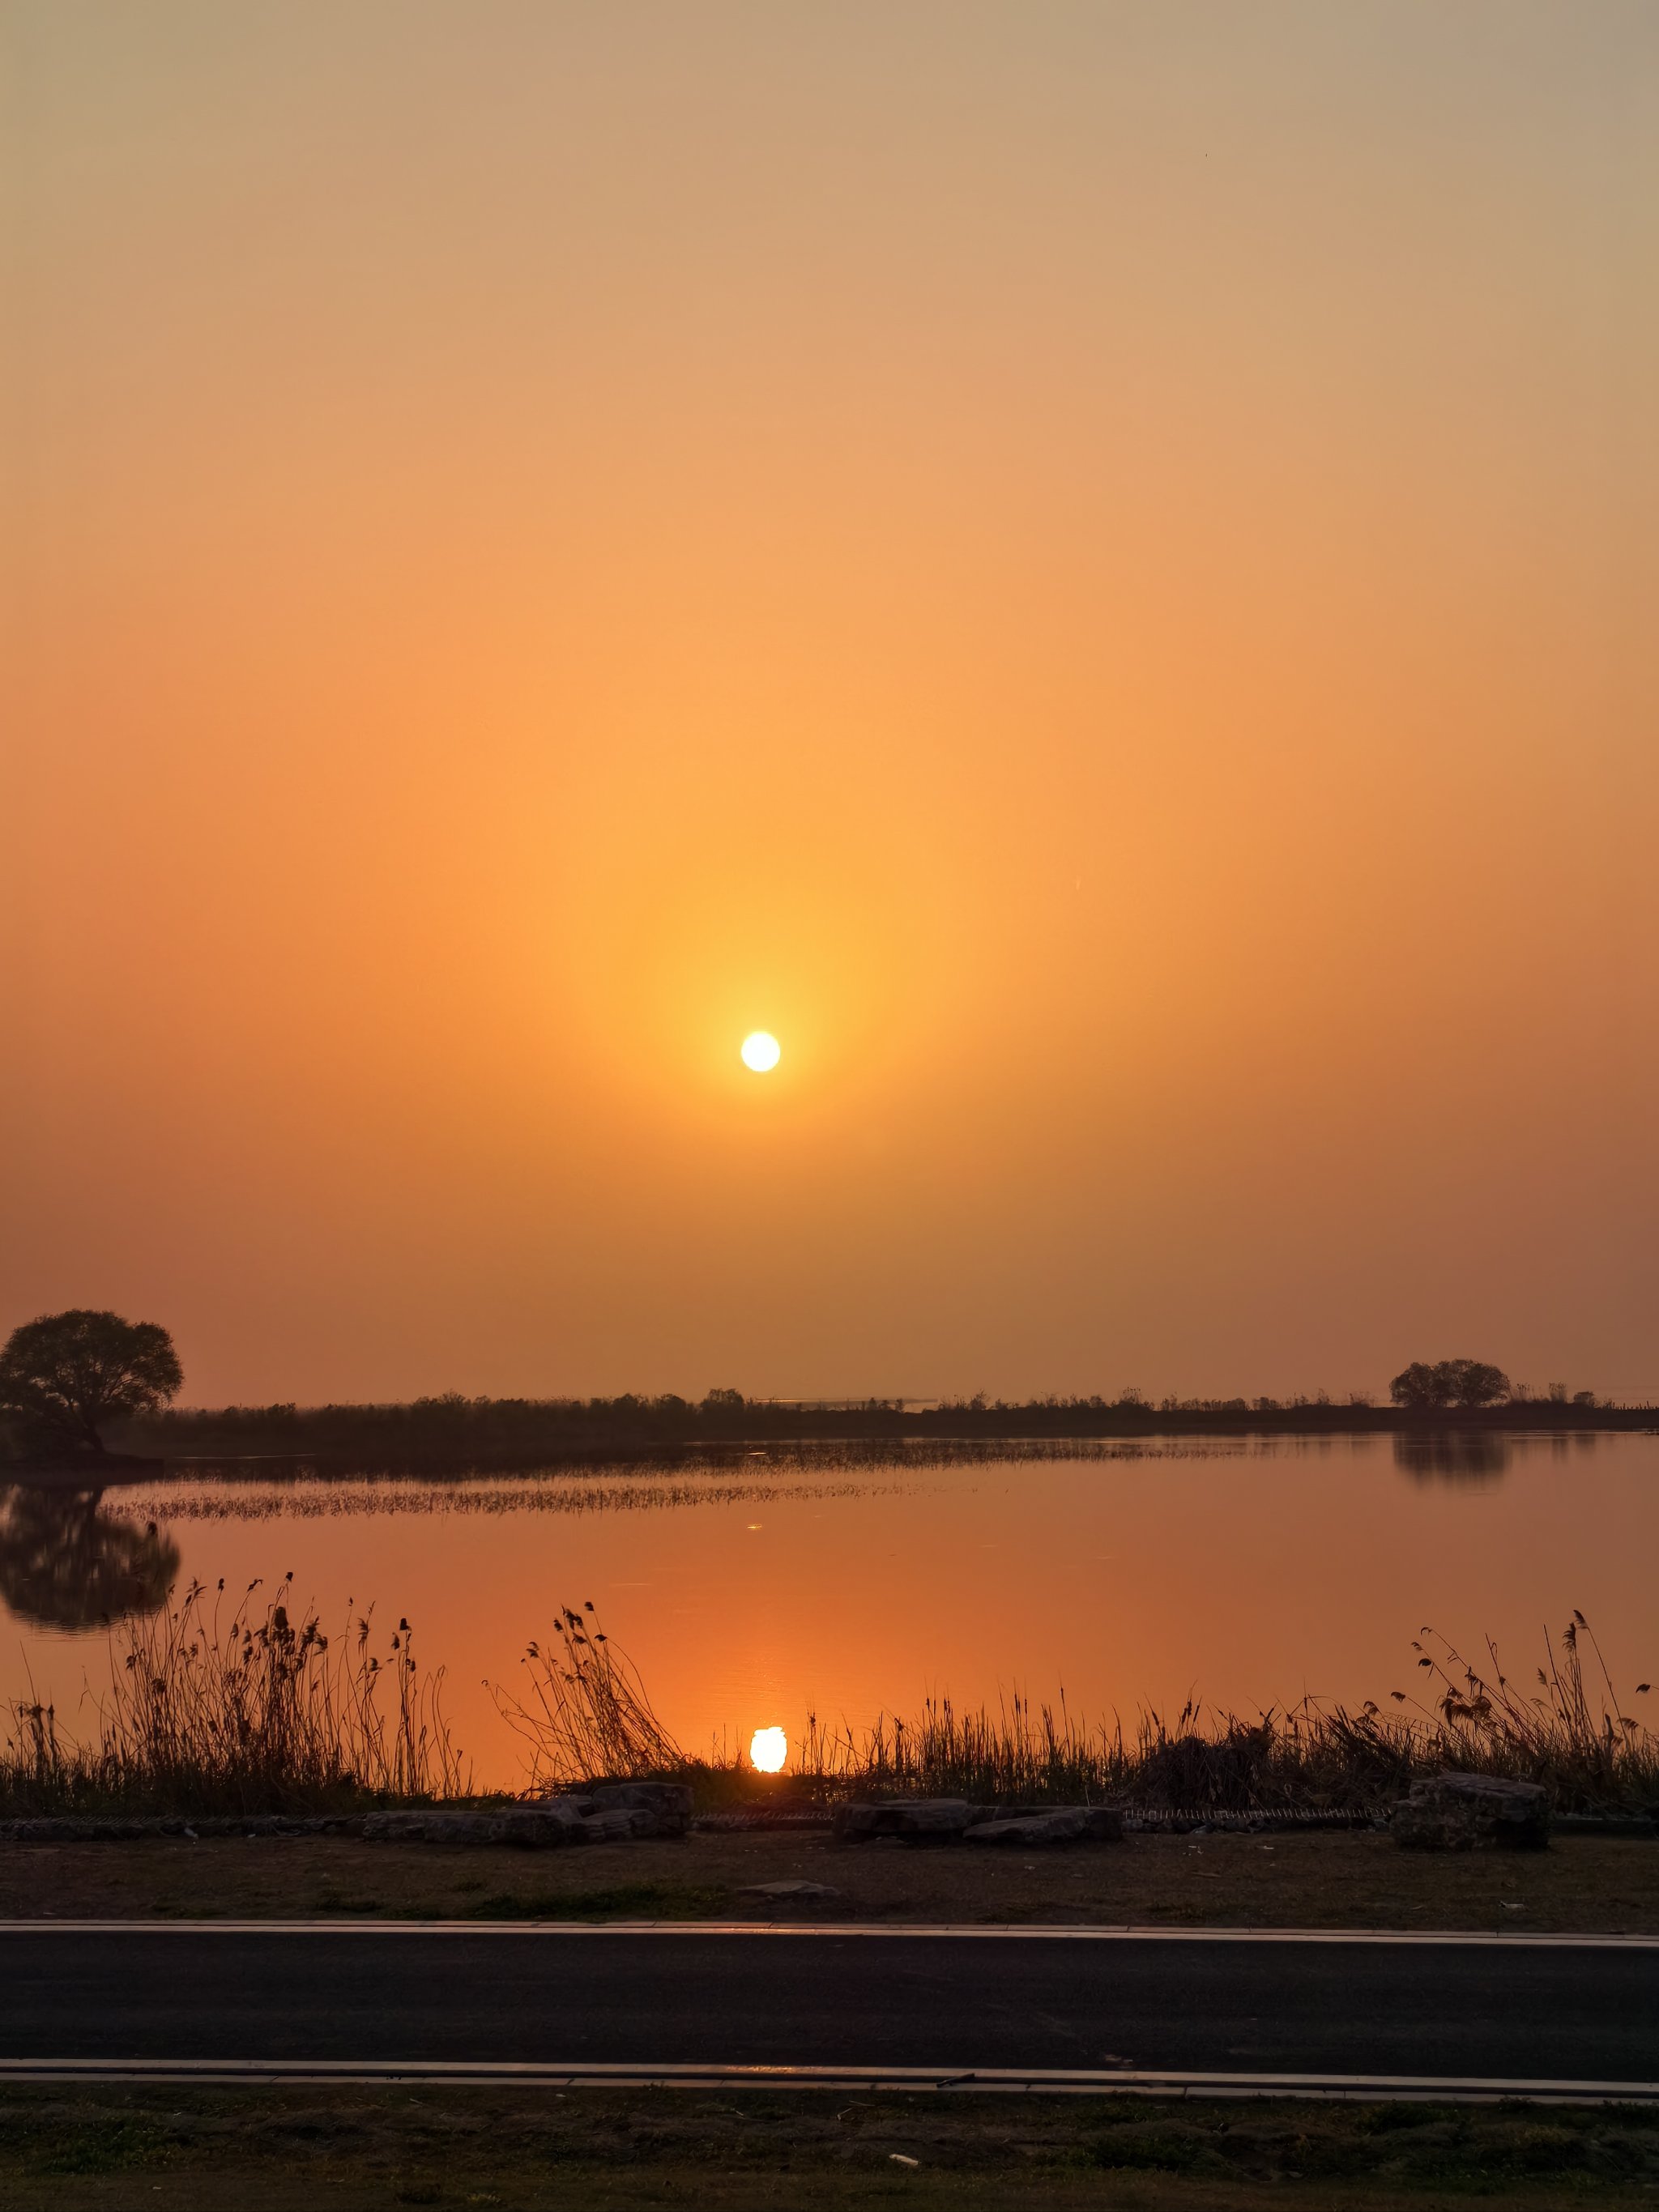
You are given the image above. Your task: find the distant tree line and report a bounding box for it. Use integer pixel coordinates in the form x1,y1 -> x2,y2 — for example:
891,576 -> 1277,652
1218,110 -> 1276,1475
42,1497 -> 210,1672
0,1310 -> 1638,1473
113,1375 -> 1640,1471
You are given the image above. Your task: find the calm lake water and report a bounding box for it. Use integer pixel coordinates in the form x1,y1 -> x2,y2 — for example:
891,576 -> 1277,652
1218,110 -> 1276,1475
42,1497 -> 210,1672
3,1432 -> 1654,1788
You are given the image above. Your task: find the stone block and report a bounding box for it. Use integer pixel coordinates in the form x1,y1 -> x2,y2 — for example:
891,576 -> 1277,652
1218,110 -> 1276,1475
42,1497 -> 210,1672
964,1805 -> 1123,1845
966,1808 -> 1090,1846
1392,1772 -> 1550,1852
576,1809 -> 655,1843
833,1799 -> 984,1842
585,1781 -> 694,1836
362,1808 -> 579,1848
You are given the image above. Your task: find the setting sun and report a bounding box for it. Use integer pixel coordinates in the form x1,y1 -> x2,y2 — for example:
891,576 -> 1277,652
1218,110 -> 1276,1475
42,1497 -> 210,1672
748,1726 -> 788,1773
6,0 -> 1656,2138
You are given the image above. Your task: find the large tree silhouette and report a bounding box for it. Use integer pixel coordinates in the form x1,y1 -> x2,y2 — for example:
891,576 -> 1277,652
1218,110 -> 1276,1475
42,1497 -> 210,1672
0,1309 -> 182,1459
1388,1357 -> 1511,1412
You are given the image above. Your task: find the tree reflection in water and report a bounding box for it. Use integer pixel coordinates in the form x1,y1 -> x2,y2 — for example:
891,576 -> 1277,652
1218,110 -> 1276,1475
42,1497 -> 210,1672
1392,1432 -> 1512,1485
0,1485 -> 179,1630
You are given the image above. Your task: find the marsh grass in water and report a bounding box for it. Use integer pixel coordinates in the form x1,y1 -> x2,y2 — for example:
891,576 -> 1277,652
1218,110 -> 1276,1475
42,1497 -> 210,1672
499,1604 -> 1658,1818
102,1468 -> 919,1522
2,1575 -> 465,1815
780,1613 -> 1658,1813
96,1438 -> 1293,1525
6,1583 -> 1654,1818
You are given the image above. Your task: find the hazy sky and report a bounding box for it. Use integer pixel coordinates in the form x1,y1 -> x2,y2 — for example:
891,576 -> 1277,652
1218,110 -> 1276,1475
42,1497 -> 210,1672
5,3 -> 1657,1405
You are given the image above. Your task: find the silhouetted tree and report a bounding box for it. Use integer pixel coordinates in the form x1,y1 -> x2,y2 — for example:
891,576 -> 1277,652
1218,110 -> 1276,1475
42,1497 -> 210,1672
1388,1357 -> 1511,1412
0,1309 -> 183,1460
0,1485 -> 178,1630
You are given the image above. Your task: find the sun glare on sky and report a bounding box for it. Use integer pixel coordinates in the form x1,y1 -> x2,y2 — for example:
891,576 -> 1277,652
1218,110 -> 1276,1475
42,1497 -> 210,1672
748,1726 -> 788,1773
8,9 -> 1657,1407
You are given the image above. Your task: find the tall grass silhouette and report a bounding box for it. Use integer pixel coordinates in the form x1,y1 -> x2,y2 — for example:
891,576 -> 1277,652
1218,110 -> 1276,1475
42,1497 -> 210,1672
493,1605 -> 1656,1813
490,1601 -> 686,1785
2,1575 -> 463,1815
6,1589 -> 1653,1815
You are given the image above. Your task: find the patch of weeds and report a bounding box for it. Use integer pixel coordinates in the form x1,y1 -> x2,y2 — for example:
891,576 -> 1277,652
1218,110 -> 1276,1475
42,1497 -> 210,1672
1580,2132 -> 1659,2180
393,2173 -> 446,2205
1089,2123 -> 1223,2174
1358,2101 -> 1449,2134
28,2116 -> 178,2176
1508,2123 -> 1589,2172
467,1882 -> 728,1920
1373,2119 -> 1476,2180
271,2114 -> 367,2146
1275,2125 -> 1379,2179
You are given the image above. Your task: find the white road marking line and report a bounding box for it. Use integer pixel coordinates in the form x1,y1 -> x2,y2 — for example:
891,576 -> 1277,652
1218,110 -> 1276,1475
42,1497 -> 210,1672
0,2058 -> 1653,2103
1,1920 -> 1655,1947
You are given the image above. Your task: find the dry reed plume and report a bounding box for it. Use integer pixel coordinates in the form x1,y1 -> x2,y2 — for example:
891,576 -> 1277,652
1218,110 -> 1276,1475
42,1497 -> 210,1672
2,1575 -> 464,1815
488,1601 -> 686,1786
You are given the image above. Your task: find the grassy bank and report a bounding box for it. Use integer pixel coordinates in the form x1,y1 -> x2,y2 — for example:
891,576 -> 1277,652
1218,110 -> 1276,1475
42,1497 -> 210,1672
3,1828 -> 1657,1933
497,1602 -> 1659,1819
4,2082 -> 1659,2211
6,1584 -> 1655,1822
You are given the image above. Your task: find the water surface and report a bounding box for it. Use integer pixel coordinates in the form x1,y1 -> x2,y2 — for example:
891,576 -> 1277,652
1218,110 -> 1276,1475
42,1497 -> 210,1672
3,1432 -> 1653,1788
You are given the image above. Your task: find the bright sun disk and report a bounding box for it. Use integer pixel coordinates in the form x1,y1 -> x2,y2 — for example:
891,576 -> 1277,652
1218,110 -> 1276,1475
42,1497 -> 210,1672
740,1031 -> 781,1072
749,1725 -> 788,1772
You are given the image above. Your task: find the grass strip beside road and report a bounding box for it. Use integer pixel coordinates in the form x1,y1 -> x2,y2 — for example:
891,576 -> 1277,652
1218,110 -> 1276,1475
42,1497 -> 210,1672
3,1830 -> 1657,1933
4,2083 -> 1659,2210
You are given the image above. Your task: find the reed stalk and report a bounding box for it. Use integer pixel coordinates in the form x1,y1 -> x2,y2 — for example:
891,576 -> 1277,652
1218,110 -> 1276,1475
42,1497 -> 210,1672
2,1575 -> 464,1815
488,1602 -> 686,1786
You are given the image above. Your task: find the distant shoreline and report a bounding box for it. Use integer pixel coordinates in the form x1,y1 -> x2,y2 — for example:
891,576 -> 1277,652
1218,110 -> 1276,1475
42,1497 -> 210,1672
0,1396 -> 1636,1482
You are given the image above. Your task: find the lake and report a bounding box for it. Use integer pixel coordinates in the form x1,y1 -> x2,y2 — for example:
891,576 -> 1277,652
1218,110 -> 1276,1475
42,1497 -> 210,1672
2,1431 -> 1653,1788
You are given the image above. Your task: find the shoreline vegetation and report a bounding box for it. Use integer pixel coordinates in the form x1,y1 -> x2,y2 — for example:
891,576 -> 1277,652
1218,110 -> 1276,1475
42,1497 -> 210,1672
0,1315 -> 1644,1476
62,1385 -> 1659,1479
5,1583 -> 1653,1825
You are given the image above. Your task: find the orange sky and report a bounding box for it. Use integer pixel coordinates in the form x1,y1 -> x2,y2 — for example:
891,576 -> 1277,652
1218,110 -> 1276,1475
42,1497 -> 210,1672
6,4 -> 1657,1404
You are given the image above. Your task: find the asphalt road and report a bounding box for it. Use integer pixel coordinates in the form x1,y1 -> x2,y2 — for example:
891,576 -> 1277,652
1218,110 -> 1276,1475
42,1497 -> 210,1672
3,1926 -> 1655,2092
